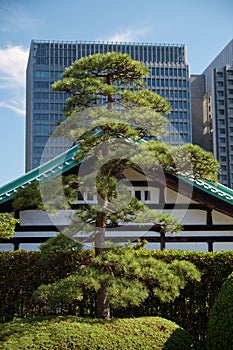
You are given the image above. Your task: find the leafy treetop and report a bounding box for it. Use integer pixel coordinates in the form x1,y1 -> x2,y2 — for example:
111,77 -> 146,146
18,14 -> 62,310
0,213 -> 19,239
52,52 -> 171,116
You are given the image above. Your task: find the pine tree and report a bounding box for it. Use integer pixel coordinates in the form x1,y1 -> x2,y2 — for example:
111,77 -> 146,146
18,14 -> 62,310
18,53 -> 217,319
50,52 -> 185,318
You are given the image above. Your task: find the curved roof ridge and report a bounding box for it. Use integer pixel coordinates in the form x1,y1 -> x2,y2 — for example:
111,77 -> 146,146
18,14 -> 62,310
0,134 -> 232,207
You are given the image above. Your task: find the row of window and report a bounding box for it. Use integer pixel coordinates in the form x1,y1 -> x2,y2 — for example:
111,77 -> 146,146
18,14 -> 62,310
218,109 -> 233,115
218,117 -> 233,125
34,54 -> 185,67
220,174 -> 233,184
33,146 -> 66,156
172,123 -> 189,131
34,92 -> 69,100
33,69 -> 188,82
33,136 -> 70,145
217,92 -> 233,103
33,136 -> 49,143
147,79 -> 188,88
217,104 -> 233,112
33,71 -> 63,79
33,89 -> 188,102
33,124 -> 56,133
220,146 -> 233,153
32,42 -> 186,65
158,90 -> 189,100
162,133 -> 190,144
169,111 -> 189,120
33,114 -> 63,122
33,112 -> 189,125
75,188 -> 155,204
219,155 -> 233,164
171,101 -> 188,109
217,80 -> 233,86
217,84 -> 233,95
35,55 -> 187,67
34,103 -> 64,111
33,57 -> 74,66
32,123 -> 189,137
34,81 -> 50,89
219,136 -> 233,143
218,127 -> 233,134
33,100 -> 189,111
149,67 -> 188,77
217,71 -> 233,78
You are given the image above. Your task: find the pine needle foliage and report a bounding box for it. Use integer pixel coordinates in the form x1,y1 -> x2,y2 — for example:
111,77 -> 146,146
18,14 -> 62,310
0,213 -> 19,239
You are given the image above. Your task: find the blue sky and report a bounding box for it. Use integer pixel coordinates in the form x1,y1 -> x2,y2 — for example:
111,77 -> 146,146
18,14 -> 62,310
0,0 -> 232,186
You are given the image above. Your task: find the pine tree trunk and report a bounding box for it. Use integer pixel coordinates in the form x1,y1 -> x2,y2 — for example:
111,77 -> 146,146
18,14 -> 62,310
160,232 -> 166,250
94,124 -> 111,318
96,282 -> 110,318
94,210 -> 111,318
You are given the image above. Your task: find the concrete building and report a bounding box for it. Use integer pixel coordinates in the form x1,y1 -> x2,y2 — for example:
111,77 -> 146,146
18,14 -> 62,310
191,40 -> 233,188
26,40 -> 192,171
190,75 -> 205,148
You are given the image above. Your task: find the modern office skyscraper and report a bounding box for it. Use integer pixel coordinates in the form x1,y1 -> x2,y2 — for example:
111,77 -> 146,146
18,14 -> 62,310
26,40 -> 192,171
199,40 -> 233,188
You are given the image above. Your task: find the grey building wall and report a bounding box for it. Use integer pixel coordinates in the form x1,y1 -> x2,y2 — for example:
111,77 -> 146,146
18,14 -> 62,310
203,39 -> 233,92
190,74 -> 205,147
201,40 -> 233,188
26,40 -> 192,171
202,90 -> 213,153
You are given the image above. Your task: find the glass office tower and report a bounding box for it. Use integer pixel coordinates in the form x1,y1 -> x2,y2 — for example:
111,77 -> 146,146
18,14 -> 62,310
202,40 -> 233,188
26,40 -> 192,171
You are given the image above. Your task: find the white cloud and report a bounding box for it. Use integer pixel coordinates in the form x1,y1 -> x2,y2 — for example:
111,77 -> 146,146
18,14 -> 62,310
106,27 -> 151,43
0,101 -> 25,115
0,45 -> 29,88
0,45 -> 28,116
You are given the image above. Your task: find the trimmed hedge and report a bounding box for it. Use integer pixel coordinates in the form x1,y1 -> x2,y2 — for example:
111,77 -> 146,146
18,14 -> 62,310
143,250 -> 233,349
0,250 -> 90,322
1,249 -> 233,349
0,316 -> 192,349
206,272 -> 233,349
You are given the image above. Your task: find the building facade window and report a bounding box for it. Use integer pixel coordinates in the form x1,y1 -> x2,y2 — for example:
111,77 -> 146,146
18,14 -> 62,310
26,40 -> 192,171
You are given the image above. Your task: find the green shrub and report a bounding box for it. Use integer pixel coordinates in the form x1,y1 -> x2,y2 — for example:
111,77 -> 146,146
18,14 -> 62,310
1,250 -> 233,348
0,316 -> 192,350
206,271 -> 233,350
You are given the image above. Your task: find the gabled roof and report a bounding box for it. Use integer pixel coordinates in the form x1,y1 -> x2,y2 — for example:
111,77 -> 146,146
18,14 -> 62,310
0,144 -> 79,206
0,136 -> 233,213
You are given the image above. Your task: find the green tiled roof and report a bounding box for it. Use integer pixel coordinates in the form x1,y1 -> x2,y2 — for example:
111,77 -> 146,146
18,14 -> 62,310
0,135 -> 233,207
0,144 -> 79,205
178,174 -> 233,205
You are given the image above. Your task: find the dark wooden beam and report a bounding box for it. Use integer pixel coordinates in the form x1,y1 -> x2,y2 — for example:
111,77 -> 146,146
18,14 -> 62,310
1,235 -> 233,252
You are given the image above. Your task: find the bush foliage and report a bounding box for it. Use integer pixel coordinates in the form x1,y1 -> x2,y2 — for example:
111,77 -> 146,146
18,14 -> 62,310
206,271 -> 233,350
0,213 -> 19,239
34,245 -> 201,315
1,249 -> 233,349
0,316 -> 192,350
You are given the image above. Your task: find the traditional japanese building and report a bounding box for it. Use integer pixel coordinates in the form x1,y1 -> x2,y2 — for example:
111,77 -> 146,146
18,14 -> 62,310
1,133 -> 233,252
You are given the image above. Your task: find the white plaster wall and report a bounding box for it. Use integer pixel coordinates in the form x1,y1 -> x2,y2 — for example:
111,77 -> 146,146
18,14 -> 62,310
212,210 -> 233,225
20,210 -> 73,226
163,209 -> 206,224
214,242 -> 233,251
164,188 -> 193,204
